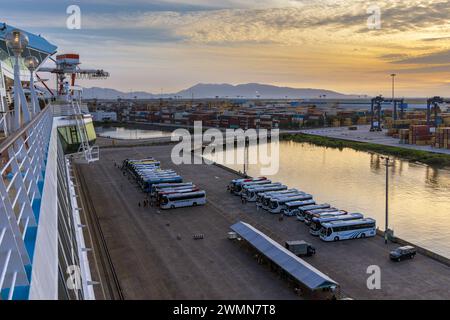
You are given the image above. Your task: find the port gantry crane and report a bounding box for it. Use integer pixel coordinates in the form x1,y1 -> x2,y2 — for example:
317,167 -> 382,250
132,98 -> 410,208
370,96 -> 405,131
426,96 -> 449,128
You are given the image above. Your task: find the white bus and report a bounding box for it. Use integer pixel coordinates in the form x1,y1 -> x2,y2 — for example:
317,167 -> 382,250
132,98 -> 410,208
255,189 -> 299,207
234,180 -> 272,196
319,218 -> 376,242
244,184 -> 288,202
304,209 -> 346,226
156,187 -> 200,202
310,213 -> 364,236
268,194 -> 313,214
151,182 -> 194,195
296,204 -> 331,222
160,191 -> 207,210
229,177 -> 268,195
257,190 -> 301,210
241,183 -> 280,196
282,200 -> 317,216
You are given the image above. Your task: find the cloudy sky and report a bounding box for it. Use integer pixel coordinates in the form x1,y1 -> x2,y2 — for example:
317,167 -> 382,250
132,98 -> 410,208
2,0 -> 450,96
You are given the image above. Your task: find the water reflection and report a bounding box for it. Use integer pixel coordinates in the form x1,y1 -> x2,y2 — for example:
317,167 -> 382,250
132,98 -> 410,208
210,141 -> 450,258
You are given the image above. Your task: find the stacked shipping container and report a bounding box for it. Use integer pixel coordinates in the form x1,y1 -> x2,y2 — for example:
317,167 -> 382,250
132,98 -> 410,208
435,127 -> 450,149
409,125 -> 432,146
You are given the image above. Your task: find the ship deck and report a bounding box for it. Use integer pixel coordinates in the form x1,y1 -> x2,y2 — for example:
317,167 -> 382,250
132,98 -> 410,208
76,144 -> 450,300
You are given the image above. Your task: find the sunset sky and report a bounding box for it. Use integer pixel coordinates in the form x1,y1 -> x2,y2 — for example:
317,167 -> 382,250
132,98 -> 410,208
3,0 -> 450,97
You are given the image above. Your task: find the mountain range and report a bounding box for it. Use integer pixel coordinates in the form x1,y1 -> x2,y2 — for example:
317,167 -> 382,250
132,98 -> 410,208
81,83 -> 365,100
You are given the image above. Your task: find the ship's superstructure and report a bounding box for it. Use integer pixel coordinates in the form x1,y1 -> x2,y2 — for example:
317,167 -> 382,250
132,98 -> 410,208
0,22 -> 105,299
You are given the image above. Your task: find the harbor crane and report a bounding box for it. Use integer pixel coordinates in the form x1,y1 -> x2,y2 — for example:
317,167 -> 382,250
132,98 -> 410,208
426,96 -> 449,127
370,96 -> 405,131
38,53 -> 109,96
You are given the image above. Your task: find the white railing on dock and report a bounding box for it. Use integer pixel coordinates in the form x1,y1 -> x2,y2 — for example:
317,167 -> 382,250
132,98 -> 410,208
0,106 -> 52,299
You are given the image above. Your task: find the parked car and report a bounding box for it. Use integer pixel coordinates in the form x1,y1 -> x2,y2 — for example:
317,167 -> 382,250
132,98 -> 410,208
390,246 -> 416,262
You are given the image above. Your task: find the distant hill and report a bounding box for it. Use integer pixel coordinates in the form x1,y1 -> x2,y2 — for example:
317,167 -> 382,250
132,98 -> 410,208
176,83 -> 361,99
82,87 -> 157,100
82,83 -> 363,100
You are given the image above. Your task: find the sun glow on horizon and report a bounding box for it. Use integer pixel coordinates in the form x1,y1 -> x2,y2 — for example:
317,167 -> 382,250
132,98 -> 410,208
3,0 -> 450,97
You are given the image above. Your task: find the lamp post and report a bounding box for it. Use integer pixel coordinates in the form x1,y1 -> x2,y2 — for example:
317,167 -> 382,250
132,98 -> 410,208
5,29 -> 31,129
391,74 -> 396,117
381,156 -> 393,244
24,56 -> 40,116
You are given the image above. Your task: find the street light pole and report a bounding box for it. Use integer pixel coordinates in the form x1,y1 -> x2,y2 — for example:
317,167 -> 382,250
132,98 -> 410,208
391,74 -> 396,118
381,156 -> 391,244
391,74 -> 396,101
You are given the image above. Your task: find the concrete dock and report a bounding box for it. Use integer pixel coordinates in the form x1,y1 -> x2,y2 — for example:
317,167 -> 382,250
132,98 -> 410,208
76,144 -> 450,300
301,125 -> 450,155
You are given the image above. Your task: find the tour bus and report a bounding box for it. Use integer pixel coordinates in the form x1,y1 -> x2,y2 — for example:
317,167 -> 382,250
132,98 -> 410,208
236,180 -> 272,196
244,184 -> 288,202
160,190 -> 207,210
296,204 -> 331,222
230,178 -> 270,195
151,182 -> 194,195
257,190 -> 301,209
126,160 -> 160,176
303,208 -> 342,226
255,189 -> 296,205
304,209 -> 347,226
130,161 -> 160,169
242,182 -> 281,197
258,190 -> 302,210
229,177 -> 267,194
282,200 -> 317,216
129,161 -> 160,170
130,164 -> 162,178
155,185 -> 199,197
138,169 -> 177,177
310,213 -> 364,236
123,158 -> 158,170
139,172 -> 178,180
138,173 -> 181,188
142,176 -> 183,192
319,218 -> 376,242
268,194 -> 313,214
156,187 -> 200,203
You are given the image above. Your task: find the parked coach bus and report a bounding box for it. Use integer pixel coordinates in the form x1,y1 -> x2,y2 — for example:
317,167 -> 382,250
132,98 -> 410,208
304,209 -> 346,226
160,191 -> 207,210
310,213 -> 364,236
244,184 -> 288,202
151,182 -> 194,195
156,187 -> 200,203
236,180 -> 272,196
268,194 -> 313,214
319,218 -> 376,242
229,177 -> 268,195
282,200 -> 317,217
257,190 -> 301,210
296,204 -> 331,222
142,176 -> 183,192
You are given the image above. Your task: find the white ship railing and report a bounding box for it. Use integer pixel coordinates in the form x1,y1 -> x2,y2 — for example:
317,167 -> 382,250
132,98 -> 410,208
0,105 -> 52,300
0,113 -> 7,137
